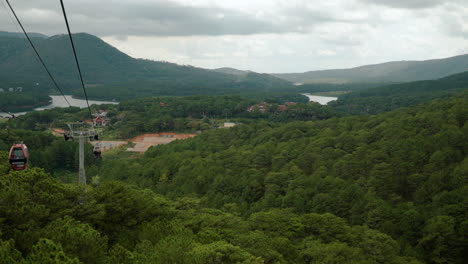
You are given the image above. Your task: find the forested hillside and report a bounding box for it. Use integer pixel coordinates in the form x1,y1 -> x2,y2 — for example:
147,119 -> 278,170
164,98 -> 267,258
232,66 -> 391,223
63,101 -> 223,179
0,166 -> 422,263
1,0 -> 466,261
0,93 -> 466,263
0,128 -> 99,181
0,91 -> 50,112
0,33 -> 293,102
8,95 -> 338,139
1,68 -> 466,263
331,71 -> 468,114
96,93 -> 468,264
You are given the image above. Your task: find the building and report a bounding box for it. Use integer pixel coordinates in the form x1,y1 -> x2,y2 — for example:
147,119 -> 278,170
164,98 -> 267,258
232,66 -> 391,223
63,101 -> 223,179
94,116 -> 106,127
277,102 -> 297,112
97,110 -> 108,117
51,129 -> 66,136
248,102 -> 297,113
247,102 -> 269,113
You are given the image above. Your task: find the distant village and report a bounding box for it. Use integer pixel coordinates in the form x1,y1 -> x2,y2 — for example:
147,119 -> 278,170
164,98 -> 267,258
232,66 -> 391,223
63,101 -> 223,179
48,101 -> 301,154
247,102 -> 297,113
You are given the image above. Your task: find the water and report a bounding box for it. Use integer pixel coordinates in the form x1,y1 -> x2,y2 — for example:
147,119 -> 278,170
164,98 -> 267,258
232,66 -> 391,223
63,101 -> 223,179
0,95 -> 118,117
302,94 -> 338,105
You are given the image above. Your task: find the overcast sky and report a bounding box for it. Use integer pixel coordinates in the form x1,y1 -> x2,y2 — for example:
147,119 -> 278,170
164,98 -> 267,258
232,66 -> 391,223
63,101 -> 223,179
1,0 -> 467,73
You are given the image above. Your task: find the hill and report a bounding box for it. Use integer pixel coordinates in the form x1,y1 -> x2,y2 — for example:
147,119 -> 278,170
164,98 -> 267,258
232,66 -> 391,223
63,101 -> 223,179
97,93 -> 467,264
0,31 -> 47,38
212,67 -> 251,75
0,32 -> 293,100
273,54 -> 468,84
331,70 -> 468,114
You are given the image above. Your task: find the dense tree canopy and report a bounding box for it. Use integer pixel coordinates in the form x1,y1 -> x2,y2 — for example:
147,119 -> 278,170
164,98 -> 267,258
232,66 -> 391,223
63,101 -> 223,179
0,91 -> 50,112
97,93 -> 468,263
0,168 -> 421,263
8,95 -> 338,139
0,82 -> 466,263
331,71 -> 468,115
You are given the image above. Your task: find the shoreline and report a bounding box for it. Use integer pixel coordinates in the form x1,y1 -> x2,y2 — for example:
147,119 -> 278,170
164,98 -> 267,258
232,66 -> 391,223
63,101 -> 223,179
301,93 -> 338,105
0,96 -> 52,114
0,95 -> 118,117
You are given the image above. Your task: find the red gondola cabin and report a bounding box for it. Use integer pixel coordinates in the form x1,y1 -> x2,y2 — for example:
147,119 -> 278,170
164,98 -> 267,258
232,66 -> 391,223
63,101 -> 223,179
9,144 -> 29,171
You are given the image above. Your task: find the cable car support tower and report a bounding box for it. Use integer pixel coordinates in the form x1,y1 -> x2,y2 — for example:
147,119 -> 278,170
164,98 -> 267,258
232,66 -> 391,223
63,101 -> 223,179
66,122 -> 97,185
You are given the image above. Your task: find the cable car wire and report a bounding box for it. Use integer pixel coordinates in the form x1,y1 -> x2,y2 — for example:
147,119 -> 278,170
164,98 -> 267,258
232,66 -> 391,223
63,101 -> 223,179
4,0 -> 72,107
59,0 -> 93,120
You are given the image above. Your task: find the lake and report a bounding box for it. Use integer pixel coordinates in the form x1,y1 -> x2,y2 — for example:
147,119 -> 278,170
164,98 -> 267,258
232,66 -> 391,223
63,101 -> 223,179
0,95 -> 118,118
302,94 -> 338,105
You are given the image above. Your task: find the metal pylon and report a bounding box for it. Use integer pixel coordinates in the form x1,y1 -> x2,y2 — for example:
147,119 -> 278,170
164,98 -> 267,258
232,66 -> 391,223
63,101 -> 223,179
78,133 -> 86,185
66,122 -> 97,185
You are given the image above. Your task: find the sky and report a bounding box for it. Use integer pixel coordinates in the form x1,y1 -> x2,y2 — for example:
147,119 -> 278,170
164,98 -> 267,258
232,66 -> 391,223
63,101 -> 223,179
0,0 -> 467,73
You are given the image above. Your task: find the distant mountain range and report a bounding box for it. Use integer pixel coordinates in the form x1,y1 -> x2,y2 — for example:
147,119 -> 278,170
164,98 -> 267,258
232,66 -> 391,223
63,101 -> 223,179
0,31 -> 48,39
2,31 -> 467,100
331,69 -> 468,114
0,32 -> 292,100
272,54 -> 468,84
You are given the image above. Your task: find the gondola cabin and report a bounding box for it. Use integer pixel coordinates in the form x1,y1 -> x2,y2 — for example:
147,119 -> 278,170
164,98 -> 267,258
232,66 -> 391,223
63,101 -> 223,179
93,145 -> 102,159
9,144 -> 29,171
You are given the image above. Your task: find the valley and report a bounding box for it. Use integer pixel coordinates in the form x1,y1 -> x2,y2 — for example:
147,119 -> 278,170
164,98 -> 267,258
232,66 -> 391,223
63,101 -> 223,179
0,20 -> 467,264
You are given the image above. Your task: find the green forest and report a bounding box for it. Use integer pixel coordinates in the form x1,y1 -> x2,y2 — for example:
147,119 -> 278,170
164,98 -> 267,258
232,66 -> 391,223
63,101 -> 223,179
0,90 -> 466,263
332,71 -> 468,115
8,95 -> 338,139
1,2 -> 468,262
0,91 -> 50,112
1,33 -> 468,262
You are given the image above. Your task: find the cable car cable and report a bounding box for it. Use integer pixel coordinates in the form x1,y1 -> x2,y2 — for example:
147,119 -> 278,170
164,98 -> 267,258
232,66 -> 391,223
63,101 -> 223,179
59,0 -> 93,120
1,109 -> 15,118
4,0 -> 72,107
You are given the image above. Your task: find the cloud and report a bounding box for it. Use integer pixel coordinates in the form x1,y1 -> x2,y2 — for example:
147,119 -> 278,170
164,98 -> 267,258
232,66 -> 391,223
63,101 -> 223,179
1,0 -> 466,73
0,0 -> 364,37
441,9 -> 468,39
359,0 -> 446,9
0,0 -> 318,37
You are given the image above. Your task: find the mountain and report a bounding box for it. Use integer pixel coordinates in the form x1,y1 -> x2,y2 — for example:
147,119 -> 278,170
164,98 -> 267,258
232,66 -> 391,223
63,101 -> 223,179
0,32 -> 293,100
331,70 -> 468,114
0,31 -> 48,38
273,54 -> 468,84
212,67 -> 250,75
